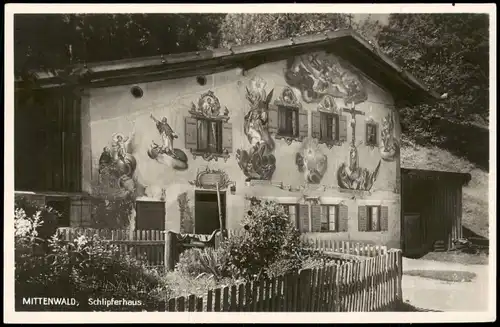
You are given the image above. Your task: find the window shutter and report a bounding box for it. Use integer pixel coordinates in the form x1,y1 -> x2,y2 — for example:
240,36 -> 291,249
338,204 -> 349,232
267,105 -> 279,134
311,111 -> 321,139
222,122 -> 233,153
339,115 -> 348,142
380,206 -> 389,231
298,109 -> 308,139
311,204 -> 322,232
375,122 -> 380,146
358,205 -> 368,232
185,117 -> 198,150
299,204 -> 310,233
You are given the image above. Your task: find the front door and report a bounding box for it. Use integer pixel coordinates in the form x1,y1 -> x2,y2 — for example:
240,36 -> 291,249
403,213 -> 424,256
194,191 -> 226,235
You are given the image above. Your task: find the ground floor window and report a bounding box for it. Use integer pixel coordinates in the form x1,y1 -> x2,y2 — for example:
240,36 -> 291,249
194,191 -> 226,234
320,205 -> 338,232
282,203 -> 300,229
136,201 -> 165,231
367,205 -> 381,231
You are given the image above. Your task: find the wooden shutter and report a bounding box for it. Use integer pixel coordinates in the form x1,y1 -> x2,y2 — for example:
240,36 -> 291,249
380,205 -> 389,231
358,205 -> 368,232
299,204 -> 310,233
298,109 -> 308,139
338,204 -> 348,232
375,122 -> 380,146
339,115 -> 348,142
185,117 -> 198,150
311,111 -> 321,139
267,105 -> 279,134
311,204 -> 322,232
222,122 -> 233,153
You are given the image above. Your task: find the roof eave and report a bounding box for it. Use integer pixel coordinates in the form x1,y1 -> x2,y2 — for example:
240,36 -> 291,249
15,29 -> 439,105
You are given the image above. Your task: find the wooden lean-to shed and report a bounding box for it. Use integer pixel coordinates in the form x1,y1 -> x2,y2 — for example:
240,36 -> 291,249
401,168 -> 472,256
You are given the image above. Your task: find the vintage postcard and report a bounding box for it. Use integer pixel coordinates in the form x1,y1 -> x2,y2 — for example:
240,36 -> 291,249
3,3 -> 496,324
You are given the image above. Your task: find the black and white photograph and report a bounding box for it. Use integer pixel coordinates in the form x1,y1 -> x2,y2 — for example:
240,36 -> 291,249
4,3 -> 496,323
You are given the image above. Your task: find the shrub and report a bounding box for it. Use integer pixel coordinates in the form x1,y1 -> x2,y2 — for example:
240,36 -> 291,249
175,247 -> 229,280
222,199 -> 313,280
15,210 -> 168,311
15,196 -> 62,242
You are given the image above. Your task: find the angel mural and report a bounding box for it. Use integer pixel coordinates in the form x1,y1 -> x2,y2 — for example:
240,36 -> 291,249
236,76 -> 276,181
284,52 -> 367,105
295,137 -> 328,184
379,111 -> 400,162
147,114 -> 188,170
98,132 -> 138,196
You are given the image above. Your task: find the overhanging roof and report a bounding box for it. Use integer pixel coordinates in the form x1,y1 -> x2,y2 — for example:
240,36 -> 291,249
401,168 -> 472,185
15,28 -> 442,106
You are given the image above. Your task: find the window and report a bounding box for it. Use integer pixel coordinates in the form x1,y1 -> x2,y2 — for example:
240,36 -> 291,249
136,201 -> 166,231
282,203 -> 299,229
320,112 -> 339,141
366,122 -> 378,146
278,107 -> 299,137
197,119 -> 223,153
367,206 -> 381,231
320,205 -> 339,232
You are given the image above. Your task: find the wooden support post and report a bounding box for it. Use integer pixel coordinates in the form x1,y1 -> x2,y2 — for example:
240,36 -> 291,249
216,182 -> 224,241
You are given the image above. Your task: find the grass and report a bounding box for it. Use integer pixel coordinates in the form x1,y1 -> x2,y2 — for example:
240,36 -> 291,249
403,269 -> 477,283
421,250 -> 489,266
401,140 -> 489,239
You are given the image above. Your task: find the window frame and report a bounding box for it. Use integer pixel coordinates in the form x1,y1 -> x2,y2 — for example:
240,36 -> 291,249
282,203 -> 300,230
277,106 -> 299,138
319,112 -> 340,142
365,122 -> 378,146
320,204 -> 339,232
366,205 -> 382,232
196,118 -> 223,154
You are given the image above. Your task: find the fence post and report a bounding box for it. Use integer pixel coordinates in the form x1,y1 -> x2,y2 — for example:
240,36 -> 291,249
165,231 -> 174,272
395,250 -> 403,305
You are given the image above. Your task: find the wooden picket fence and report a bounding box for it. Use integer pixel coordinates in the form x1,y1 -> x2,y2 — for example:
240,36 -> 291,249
57,227 -> 389,270
155,249 -> 403,312
57,227 -> 167,268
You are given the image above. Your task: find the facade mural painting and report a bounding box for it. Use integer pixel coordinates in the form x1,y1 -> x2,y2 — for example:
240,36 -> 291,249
379,111 -> 400,162
284,52 -> 367,105
236,76 -> 277,181
178,192 -> 194,234
295,137 -> 328,184
98,132 -> 138,197
273,87 -> 308,145
147,114 -> 189,170
189,166 -> 234,190
185,91 -> 232,162
337,104 -> 381,191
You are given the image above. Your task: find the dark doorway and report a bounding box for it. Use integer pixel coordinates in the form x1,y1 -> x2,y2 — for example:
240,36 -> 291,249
194,191 -> 226,235
136,201 -> 166,231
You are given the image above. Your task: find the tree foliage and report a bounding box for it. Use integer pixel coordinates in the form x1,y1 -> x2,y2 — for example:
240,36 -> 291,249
14,14 -> 225,74
219,13 -> 350,47
376,14 -> 489,167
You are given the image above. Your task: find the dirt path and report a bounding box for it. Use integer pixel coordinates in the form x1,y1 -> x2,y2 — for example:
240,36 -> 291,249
402,257 -> 489,312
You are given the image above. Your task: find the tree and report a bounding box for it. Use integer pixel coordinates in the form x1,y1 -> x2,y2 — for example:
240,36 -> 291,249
219,13 -> 350,47
14,14 -> 225,75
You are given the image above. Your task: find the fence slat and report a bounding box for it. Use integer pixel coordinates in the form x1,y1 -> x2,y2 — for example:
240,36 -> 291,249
245,282 -> 252,312
222,286 -> 229,311
214,288 -> 221,312
188,294 -> 195,312
230,285 -> 237,312
196,297 -> 203,312
176,296 -> 185,312
238,283 -> 244,312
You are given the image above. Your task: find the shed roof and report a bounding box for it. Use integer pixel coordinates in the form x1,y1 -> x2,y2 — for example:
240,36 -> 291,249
401,168 -> 472,185
16,28 -> 442,106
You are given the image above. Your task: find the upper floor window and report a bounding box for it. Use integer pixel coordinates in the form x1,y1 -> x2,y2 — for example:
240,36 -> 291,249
197,119 -> 223,154
278,106 -> 299,137
320,112 -> 339,142
366,122 -> 378,146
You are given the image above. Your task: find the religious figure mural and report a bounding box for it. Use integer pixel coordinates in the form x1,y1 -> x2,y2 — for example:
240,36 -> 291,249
98,132 -> 138,196
284,52 -> 367,105
189,90 -> 230,119
295,137 -> 328,184
379,111 -> 400,162
236,76 -> 276,181
337,104 -> 381,191
147,114 -> 188,170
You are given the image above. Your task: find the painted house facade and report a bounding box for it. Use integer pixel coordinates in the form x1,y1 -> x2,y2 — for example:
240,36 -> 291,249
14,29 -> 440,249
